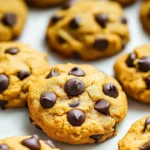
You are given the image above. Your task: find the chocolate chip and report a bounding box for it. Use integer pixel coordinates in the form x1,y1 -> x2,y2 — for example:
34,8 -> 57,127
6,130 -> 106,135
126,52 -> 137,67
68,67 -> 85,77
138,57 -> 150,72
5,47 -> 19,55
140,142 -> 150,150
95,14 -> 109,28
90,134 -> 103,143
65,78 -> 85,96
93,38 -> 109,51
72,51 -> 81,59
50,16 -> 63,25
120,17 -> 127,24
29,117 -> 34,124
94,100 -> 110,115
69,100 -> 80,107
17,70 -> 31,80
143,117 -> 150,132
0,144 -> 9,150
145,77 -> 150,89
69,17 -> 81,29
103,83 -> 119,98
2,13 -> 17,27
67,109 -> 85,126
61,0 -> 74,9
40,92 -> 57,108
0,100 -> 8,109
57,36 -> 66,44
46,68 -> 60,79
44,140 -> 56,148
0,74 -> 9,93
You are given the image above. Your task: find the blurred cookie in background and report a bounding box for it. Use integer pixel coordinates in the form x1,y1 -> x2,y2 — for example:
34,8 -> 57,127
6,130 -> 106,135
111,0 -> 136,6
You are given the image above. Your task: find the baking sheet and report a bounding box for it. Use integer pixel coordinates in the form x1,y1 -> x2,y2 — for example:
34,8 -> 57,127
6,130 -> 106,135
0,1 -> 150,150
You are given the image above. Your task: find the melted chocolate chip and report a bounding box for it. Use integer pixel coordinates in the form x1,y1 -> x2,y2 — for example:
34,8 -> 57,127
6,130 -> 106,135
72,51 -> 81,59
0,74 -> 9,93
95,14 -> 109,28
93,38 -> 109,51
145,77 -> 150,89
120,17 -> 127,24
68,67 -> 85,77
140,142 -> 150,150
17,70 -> 31,80
5,47 -> 19,55
46,68 -> 60,79
0,144 -> 9,150
69,17 -> 81,29
21,135 -> 41,150
143,117 -> 150,132
94,100 -> 110,115
138,57 -> 150,72
44,140 -> 56,148
0,100 -> 8,109
65,78 -> 85,96
69,100 -> 80,108
126,52 -> 137,67
50,16 -> 63,25
2,13 -> 17,27
40,92 -> 57,108
90,134 -> 103,143
103,83 -> 119,98
67,109 -> 85,126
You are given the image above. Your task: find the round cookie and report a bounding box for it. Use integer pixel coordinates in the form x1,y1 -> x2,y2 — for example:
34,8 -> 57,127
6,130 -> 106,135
0,42 -> 49,108
28,63 -> 128,144
46,0 -> 130,60
111,0 -> 136,6
0,135 -> 59,150
0,0 -> 28,41
114,44 -> 150,103
119,116 -> 150,150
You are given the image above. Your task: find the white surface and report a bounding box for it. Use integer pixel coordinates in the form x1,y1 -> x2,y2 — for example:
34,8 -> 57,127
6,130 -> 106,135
0,1 -> 150,150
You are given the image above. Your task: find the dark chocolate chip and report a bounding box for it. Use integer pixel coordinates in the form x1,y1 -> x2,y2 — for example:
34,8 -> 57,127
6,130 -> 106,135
67,109 -> 85,126
0,74 -> 9,93
120,17 -> 127,24
17,70 -> 31,80
61,0 -> 74,9
21,135 -> 41,150
69,100 -> 80,108
57,36 -> 66,44
95,14 -> 109,28
50,16 -> 63,25
72,51 -> 81,59
44,140 -> 56,148
145,77 -> 150,89
140,142 -> 150,150
126,52 -> 137,67
68,67 -> 85,77
0,144 -> 9,150
103,83 -> 119,98
40,91 -> 57,108
69,17 -> 81,29
94,100 -> 110,115
2,13 -> 17,27
65,78 -> 85,96
138,57 -> 150,72
5,47 -> 19,55
46,68 -> 60,79
93,38 -> 109,51
90,134 -> 103,143
143,117 -> 150,132
0,100 -> 8,109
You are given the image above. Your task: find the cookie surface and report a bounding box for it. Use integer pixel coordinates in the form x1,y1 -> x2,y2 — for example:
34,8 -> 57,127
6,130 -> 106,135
114,44 -> 150,103
0,0 -> 28,41
111,0 -> 136,6
0,42 -> 49,108
28,63 -> 128,144
119,116 -> 150,150
47,0 -> 129,60
0,135 -> 59,150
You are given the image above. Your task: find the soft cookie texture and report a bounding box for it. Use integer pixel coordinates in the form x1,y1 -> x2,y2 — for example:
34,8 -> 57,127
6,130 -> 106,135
28,63 -> 128,144
0,135 -> 59,150
46,0 -> 129,60
111,0 -> 136,6
0,42 -> 49,108
119,116 -> 150,150
114,44 -> 150,103
0,0 -> 28,41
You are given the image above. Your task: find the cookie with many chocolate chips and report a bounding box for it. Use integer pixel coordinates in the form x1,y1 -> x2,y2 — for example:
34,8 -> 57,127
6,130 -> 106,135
114,44 -> 150,103
119,116 -> 150,150
0,0 -> 28,41
111,0 -> 136,6
28,63 -> 128,144
46,0 -> 130,60
0,42 -> 49,108
0,135 -> 59,150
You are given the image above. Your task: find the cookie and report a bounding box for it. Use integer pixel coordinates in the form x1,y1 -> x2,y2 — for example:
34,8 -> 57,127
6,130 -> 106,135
119,116 -> 150,150
0,135 -> 59,150
0,0 -> 28,41
114,44 -> 150,103
28,63 -> 128,144
111,0 -> 136,6
140,0 -> 150,34
0,42 -> 49,108
46,0 -> 130,60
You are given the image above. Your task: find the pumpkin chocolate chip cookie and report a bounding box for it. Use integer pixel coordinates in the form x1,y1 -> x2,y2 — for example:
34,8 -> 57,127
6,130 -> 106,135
46,0 -> 130,60
0,42 -> 49,108
28,63 -> 128,144
114,44 -> 150,103
119,116 -> 150,150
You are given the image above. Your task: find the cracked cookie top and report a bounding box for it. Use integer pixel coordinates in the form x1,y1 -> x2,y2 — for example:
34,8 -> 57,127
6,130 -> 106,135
28,63 -> 127,144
